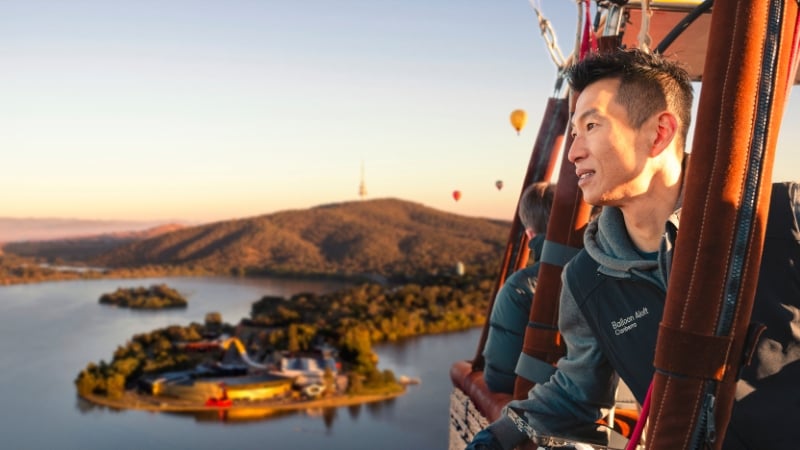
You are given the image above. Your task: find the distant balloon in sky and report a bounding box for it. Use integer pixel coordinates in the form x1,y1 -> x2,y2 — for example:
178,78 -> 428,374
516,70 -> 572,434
495,180 -> 503,191
510,109 -> 527,135
452,190 -> 462,202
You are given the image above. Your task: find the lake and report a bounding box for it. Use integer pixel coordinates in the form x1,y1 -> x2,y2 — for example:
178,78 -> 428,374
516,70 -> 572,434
0,276 -> 481,450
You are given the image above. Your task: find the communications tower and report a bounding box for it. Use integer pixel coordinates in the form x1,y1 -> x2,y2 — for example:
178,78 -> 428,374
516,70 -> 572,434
358,161 -> 367,199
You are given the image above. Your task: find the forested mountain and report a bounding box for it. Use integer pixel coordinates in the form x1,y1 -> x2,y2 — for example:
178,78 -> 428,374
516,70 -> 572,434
90,198 -> 510,278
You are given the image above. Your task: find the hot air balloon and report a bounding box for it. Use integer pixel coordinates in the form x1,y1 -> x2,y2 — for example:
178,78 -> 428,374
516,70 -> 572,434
495,180 -> 503,191
510,109 -> 527,135
452,190 -> 461,202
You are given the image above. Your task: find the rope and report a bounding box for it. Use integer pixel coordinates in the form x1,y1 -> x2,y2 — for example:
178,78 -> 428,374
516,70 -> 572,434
574,1 -> 585,61
637,0 -> 653,53
528,1 -> 568,68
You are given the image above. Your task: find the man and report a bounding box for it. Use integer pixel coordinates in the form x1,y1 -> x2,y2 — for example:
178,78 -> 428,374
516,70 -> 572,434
483,181 -> 555,394
468,49 -> 800,449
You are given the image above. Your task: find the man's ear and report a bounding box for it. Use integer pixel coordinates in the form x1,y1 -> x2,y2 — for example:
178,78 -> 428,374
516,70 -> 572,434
650,111 -> 679,156
524,228 -> 535,240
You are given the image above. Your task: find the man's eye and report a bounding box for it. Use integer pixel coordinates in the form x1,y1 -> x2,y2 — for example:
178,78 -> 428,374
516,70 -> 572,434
587,123 -> 597,131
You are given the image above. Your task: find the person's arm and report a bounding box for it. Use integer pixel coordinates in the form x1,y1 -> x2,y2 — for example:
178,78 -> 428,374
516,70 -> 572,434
475,264 -> 618,449
483,269 -> 536,393
512,269 -> 617,431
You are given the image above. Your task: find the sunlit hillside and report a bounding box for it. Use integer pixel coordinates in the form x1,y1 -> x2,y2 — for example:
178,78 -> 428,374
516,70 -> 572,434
88,198 -> 510,279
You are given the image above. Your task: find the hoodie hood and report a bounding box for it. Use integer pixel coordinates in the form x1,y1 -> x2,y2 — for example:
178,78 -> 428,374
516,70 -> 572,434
583,206 -> 679,290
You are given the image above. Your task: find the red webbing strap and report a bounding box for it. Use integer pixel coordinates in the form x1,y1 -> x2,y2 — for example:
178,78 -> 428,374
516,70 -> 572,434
579,0 -> 598,59
647,1 -> 800,449
653,325 -> 733,382
470,96 -> 566,371
518,328 -> 562,363
790,8 -> 800,84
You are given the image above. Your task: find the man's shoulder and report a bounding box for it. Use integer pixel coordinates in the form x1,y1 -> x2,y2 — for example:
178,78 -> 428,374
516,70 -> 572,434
503,265 -> 538,289
564,249 -> 599,277
563,250 -> 604,302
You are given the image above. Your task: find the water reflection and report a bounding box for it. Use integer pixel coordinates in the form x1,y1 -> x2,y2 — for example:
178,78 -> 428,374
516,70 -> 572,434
189,408 -> 296,423
322,407 -> 336,431
366,396 -> 395,417
84,395 -> 403,427
75,397 -> 124,415
76,397 -> 96,414
347,403 -> 361,420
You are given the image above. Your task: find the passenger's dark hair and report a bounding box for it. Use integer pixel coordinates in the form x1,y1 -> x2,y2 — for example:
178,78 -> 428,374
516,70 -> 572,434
518,182 -> 555,235
564,49 -> 694,151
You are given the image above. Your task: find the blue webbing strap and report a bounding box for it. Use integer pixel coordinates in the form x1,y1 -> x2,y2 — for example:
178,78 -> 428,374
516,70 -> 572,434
540,239 -> 581,267
515,352 -> 557,384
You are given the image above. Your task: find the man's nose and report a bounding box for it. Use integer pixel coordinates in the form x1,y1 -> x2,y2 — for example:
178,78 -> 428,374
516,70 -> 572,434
567,138 -> 585,164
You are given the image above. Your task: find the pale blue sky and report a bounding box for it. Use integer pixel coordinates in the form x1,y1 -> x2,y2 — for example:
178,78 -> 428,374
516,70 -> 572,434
1,1 -> 798,223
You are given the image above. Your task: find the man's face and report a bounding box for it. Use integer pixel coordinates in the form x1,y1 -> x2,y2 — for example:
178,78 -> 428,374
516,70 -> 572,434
568,78 -> 654,206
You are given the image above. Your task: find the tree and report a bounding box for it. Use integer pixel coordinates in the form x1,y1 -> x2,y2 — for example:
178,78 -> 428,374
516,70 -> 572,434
323,367 -> 336,395
347,372 -> 364,394
106,373 -> 126,399
75,369 -> 100,396
287,324 -> 300,353
111,357 -> 140,379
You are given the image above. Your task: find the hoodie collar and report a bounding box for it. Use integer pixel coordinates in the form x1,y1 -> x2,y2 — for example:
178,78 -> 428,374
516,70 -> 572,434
583,206 -> 680,290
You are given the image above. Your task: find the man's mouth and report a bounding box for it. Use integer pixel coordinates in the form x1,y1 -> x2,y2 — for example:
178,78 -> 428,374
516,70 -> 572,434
577,170 -> 595,181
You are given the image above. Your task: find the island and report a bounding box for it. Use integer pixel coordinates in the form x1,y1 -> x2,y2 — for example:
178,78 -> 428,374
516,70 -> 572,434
76,275 -> 491,416
98,284 -> 188,309
76,313 -> 405,414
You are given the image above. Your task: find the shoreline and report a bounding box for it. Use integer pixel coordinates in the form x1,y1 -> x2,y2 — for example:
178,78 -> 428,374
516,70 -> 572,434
1,269 -> 357,287
80,388 -> 406,414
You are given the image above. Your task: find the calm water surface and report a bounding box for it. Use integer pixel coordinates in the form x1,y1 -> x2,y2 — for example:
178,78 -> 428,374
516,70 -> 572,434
0,276 -> 480,450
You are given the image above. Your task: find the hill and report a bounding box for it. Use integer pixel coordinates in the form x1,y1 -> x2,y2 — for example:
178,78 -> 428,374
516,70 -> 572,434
90,198 -> 511,278
2,224 -> 185,262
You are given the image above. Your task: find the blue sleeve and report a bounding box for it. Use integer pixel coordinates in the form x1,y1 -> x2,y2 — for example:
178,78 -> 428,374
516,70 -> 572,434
483,268 -> 536,393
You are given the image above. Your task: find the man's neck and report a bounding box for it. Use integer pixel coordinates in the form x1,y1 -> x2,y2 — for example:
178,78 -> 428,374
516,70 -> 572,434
619,187 -> 681,253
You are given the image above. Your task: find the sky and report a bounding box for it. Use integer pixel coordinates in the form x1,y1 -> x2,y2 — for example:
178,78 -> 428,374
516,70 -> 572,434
2,1 -> 799,224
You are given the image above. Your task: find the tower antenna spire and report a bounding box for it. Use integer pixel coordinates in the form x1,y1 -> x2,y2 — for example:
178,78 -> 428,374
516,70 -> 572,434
358,161 -> 367,199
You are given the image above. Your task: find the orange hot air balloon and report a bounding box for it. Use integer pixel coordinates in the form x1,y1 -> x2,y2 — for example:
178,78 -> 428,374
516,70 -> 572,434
510,109 -> 527,135
452,190 -> 462,202
495,180 -> 503,191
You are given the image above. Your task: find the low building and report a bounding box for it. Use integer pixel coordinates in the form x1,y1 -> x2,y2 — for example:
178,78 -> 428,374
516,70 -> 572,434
161,378 -> 223,403
160,373 -> 293,403
222,374 -> 294,401
138,370 -> 194,396
276,354 -> 338,386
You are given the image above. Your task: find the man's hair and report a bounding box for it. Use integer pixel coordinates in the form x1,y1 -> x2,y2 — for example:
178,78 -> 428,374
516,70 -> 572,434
564,49 -> 694,151
518,182 -> 555,235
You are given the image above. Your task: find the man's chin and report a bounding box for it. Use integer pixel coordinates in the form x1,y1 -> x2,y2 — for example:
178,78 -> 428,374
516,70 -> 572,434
579,189 -> 599,205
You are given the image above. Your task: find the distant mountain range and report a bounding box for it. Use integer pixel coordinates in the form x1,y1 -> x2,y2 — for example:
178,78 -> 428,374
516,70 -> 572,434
0,217 -> 181,243
2,224 -> 185,261
8,198 -> 509,278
